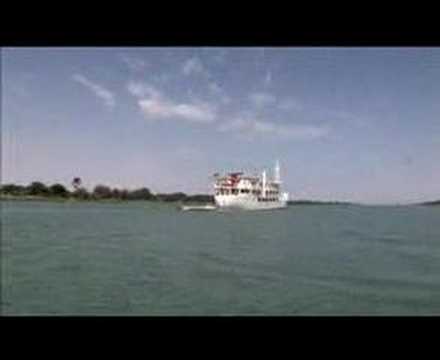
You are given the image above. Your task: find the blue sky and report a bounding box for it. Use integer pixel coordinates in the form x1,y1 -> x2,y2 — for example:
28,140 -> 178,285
2,47 -> 440,204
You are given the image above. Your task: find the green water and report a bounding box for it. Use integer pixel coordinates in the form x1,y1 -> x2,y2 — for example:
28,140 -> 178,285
1,200 -> 440,315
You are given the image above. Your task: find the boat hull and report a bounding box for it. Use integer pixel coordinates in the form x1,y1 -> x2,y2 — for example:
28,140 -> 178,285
214,194 -> 288,211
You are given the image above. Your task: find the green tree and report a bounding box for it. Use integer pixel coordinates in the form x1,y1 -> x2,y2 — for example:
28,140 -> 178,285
119,189 -> 129,200
26,181 -> 49,196
111,188 -> 122,199
1,184 -> 26,195
127,187 -> 154,200
93,185 -> 112,199
156,192 -> 187,202
73,187 -> 90,200
49,183 -> 69,197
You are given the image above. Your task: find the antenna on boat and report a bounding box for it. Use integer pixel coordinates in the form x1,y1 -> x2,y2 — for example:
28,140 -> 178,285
274,159 -> 281,183
262,169 -> 267,197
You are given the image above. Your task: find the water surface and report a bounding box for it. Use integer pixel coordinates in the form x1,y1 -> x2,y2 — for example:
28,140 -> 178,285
2,200 -> 440,315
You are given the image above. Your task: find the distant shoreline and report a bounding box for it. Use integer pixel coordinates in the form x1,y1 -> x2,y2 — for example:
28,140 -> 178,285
287,200 -> 354,206
1,182 -> 439,206
4,195 -> 439,207
419,200 -> 440,206
0,194 -> 215,204
0,195 -> 355,205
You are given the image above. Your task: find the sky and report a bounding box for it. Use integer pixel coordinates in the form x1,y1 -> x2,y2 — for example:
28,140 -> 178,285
2,47 -> 440,204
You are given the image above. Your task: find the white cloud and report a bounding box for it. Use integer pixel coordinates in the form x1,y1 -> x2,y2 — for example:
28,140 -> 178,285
182,56 -> 207,76
72,74 -> 115,109
249,92 -> 276,108
182,56 -> 231,104
127,81 -> 216,124
218,116 -> 329,140
127,81 -> 161,98
119,54 -> 147,72
138,99 -> 216,123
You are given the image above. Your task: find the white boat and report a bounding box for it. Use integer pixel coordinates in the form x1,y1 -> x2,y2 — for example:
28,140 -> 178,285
213,161 -> 289,210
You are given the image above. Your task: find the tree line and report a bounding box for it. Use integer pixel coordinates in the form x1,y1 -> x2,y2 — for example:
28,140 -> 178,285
0,181 -> 214,203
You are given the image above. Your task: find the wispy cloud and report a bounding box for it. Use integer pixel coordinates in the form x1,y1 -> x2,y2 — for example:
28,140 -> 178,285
249,92 -> 276,108
127,81 -> 216,124
182,56 -> 207,77
119,54 -> 147,72
249,91 -> 304,113
182,55 -> 232,104
138,99 -> 216,123
218,116 -> 329,141
72,74 -> 115,109
127,81 -> 328,137
127,81 -> 160,98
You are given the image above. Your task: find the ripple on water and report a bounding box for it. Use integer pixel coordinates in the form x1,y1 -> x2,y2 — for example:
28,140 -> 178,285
3,201 -> 440,315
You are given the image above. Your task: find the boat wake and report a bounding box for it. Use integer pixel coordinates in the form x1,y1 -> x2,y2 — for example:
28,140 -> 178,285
180,204 -> 217,212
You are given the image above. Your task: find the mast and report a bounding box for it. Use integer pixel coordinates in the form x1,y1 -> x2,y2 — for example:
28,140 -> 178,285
274,160 -> 281,184
262,169 -> 267,197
